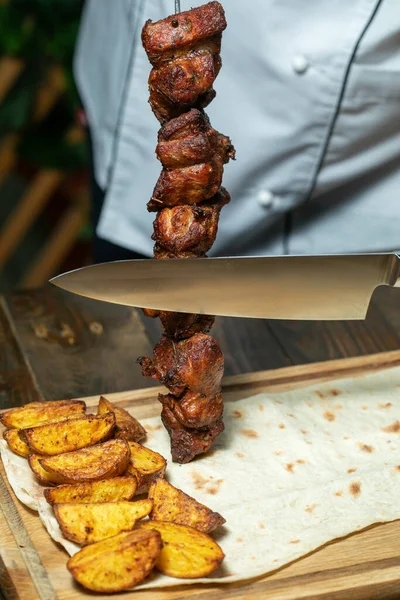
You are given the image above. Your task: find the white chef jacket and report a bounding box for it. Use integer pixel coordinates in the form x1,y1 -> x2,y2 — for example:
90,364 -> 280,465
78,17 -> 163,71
74,0 -> 400,257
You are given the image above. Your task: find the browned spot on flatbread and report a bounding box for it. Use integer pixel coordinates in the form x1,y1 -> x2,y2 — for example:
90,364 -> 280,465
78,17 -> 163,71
358,443 -> 374,453
382,421 -> 400,434
232,409 -> 243,419
240,428 -> 259,439
324,410 -> 336,422
395,466 -> 400,472
335,491 -> 343,497
289,539 -> 300,544
330,389 -> 341,396
258,522 -> 265,529
305,504 -> 318,514
343,436 -> 350,440
191,471 -> 208,490
307,402 -> 314,408
379,402 -> 392,409
361,405 -> 368,410
315,390 -> 324,399
273,450 -> 283,456
273,559 -> 278,563
258,404 -> 264,412
349,481 -> 361,497
236,537 -> 243,542
300,429 -> 309,435
191,473 -> 223,495
287,413 -> 294,418
235,452 -> 245,459
285,463 -> 294,473
145,424 -> 161,433
278,423 -> 286,429
335,403 -> 343,409
347,468 -> 357,474
212,480 -> 224,496
296,459 -> 306,464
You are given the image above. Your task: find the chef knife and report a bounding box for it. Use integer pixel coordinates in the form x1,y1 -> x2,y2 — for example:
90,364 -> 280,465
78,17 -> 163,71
50,253 -> 400,321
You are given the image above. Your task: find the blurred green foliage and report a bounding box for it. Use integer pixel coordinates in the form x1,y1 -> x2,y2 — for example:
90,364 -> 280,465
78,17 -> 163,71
0,0 -> 87,170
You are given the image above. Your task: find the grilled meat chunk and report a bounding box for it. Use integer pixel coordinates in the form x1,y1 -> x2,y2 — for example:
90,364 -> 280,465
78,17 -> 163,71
142,2 -> 226,67
152,188 -> 230,257
160,399 -> 224,463
138,333 -> 224,398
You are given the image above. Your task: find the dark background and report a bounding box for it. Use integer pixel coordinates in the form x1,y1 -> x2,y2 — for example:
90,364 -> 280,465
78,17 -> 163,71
0,0 -> 90,291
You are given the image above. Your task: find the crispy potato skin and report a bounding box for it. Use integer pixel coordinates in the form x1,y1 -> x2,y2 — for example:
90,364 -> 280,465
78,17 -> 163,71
0,400 -> 86,429
138,520 -> 224,578
3,429 -> 30,457
39,439 -> 131,482
28,454 -> 70,485
44,477 -> 137,505
148,478 -> 225,533
54,499 -> 153,545
97,397 -> 146,442
67,529 -> 162,592
125,442 -> 166,494
19,413 -> 116,456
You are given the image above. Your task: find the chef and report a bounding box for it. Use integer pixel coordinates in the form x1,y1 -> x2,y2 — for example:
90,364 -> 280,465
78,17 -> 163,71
74,0 -> 400,261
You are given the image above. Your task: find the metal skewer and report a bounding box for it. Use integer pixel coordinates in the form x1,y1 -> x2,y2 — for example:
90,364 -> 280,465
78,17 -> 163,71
175,0 -> 181,13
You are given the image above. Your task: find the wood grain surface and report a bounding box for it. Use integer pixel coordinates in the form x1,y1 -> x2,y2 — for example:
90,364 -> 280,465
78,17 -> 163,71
1,350 -> 400,600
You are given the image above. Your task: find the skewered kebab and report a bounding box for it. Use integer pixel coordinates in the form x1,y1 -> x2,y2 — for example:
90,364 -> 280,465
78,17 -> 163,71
139,2 -> 234,463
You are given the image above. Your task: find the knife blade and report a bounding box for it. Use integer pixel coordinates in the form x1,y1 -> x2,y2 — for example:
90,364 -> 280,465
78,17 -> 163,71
49,253 -> 400,320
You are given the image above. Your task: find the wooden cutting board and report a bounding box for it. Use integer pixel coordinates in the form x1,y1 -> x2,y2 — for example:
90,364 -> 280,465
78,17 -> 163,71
1,350 -> 400,600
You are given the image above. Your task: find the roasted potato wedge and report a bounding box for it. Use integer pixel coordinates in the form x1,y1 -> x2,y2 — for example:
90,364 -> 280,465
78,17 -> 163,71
125,441 -> 166,494
3,429 -> 30,458
148,478 -> 225,533
138,520 -> 224,578
98,396 -> 146,442
40,439 -> 131,482
19,412 -> 115,456
0,399 -> 86,429
54,499 -> 152,545
44,476 -> 137,505
28,454 -> 70,485
67,529 -> 162,592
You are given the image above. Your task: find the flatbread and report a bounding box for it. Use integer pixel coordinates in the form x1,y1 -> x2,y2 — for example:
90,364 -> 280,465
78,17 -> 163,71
1,366 -> 399,589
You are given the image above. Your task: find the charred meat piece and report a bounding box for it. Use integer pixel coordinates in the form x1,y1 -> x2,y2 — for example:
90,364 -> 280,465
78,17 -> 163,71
142,2 -> 226,67
159,312 -> 215,340
152,188 -> 230,257
138,333 -> 224,398
156,109 -> 235,168
149,51 -> 219,110
148,155 -> 223,211
160,391 -> 223,429
141,309 -> 214,340
160,399 -> 224,463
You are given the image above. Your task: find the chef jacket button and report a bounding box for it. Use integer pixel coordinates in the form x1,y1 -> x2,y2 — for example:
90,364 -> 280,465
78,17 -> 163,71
257,189 -> 275,208
292,54 -> 309,74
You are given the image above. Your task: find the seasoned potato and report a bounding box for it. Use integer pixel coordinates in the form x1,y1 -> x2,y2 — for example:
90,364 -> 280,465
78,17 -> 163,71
40,439 -> 131,482
138,520 -> 224,578
19,413 -> 115,456
54,499 -> 153,545
28,454 -> 70,485
0,399 -> 86,429
67,529 -> 162,592
98,396 -> 146,442
148,478 -> 225,533
125,441 -> 166,494
44,476 -> 137,505
3,429 -> 30,458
